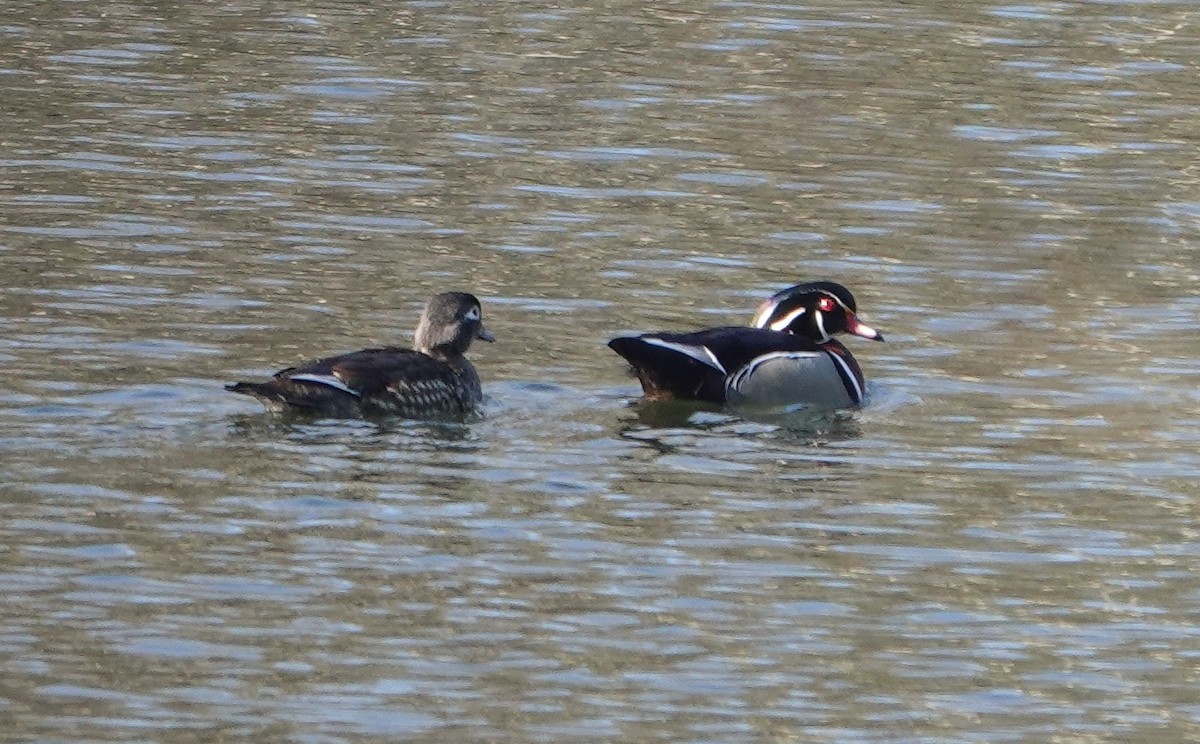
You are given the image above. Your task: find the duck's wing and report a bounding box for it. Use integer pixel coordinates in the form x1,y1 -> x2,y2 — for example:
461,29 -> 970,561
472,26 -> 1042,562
297,347 -> 472,415
227,346 -> 447,413
608,327 -> 765,402
608,331 -> 725,402
372,351 -> 477,417
608,328 -> 829,403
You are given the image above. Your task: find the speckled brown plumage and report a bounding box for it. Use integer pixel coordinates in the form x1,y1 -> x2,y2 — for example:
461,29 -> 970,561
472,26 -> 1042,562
226,292 -> 493,419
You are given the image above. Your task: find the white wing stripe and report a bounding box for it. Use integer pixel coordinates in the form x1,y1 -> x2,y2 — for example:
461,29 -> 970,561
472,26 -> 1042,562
288,373 -> 363,397
751,299 -> 781,329
643,337 -> 726,374
814,311 -> 830,341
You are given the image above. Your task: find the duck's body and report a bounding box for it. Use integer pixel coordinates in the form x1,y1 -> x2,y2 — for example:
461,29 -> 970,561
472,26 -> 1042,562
226,291 -> 494,419
608,281 -> 882,409
226,345 -> 485,418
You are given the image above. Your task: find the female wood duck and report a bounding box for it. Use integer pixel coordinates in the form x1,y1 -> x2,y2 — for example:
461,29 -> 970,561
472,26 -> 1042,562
226,291 -> 494,418
608,280 -> 883,409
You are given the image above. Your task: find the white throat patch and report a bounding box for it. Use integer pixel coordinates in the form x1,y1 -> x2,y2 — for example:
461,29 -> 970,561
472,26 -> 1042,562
814,311 -> 831,342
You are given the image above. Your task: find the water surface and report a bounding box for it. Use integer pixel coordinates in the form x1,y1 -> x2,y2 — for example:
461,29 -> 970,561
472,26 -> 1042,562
3,0 -> 1200,741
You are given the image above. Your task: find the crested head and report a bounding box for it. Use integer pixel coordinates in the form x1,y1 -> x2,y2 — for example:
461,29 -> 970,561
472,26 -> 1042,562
414,291 -> 496,357
752,280 -> 883,344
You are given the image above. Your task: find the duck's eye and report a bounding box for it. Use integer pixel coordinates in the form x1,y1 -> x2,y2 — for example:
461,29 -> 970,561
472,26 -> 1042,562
817,297 -> 836,313
465,306 -> 481,321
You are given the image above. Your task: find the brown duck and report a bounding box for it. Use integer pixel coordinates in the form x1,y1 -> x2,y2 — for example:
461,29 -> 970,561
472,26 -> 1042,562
226,291 -> 494,418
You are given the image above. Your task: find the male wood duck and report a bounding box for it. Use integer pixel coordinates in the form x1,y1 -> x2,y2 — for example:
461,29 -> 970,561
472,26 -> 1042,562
226,291 -> 494,418
608,281 -> 883,409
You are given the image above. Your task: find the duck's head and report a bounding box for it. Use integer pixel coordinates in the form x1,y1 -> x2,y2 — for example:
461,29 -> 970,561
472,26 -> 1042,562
751,280 -> 883,344
415,291 -> 496,356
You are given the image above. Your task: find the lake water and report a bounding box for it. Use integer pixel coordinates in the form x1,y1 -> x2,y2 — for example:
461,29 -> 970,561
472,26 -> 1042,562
4,1 -> 1200,741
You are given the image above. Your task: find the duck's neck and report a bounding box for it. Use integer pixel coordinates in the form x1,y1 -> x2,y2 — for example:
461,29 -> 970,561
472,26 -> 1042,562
425,346 -> 478,378
422,345 -> 461,363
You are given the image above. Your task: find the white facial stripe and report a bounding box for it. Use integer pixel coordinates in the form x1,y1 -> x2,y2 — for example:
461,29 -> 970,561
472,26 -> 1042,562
814,311 -> 830,342
643,337 -> 726,374
823,291 -> 852,312
465,306 -> 481,321
289,373 -> 363,397
751,300 -> 780,329
768,306 -> 807,332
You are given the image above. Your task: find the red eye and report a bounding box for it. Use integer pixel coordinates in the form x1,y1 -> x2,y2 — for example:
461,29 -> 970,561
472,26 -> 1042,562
817,297 -> 836,312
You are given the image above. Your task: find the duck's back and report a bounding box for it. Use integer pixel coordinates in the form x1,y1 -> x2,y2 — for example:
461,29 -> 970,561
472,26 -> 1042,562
227,346 -> 482,418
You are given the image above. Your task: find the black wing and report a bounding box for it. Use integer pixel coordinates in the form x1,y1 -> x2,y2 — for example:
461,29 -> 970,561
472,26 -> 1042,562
608,335 -> 727,402
608,327 -> 824,402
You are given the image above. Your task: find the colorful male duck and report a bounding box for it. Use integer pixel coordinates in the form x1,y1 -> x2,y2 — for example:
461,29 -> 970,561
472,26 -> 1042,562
608,281 -> 883,409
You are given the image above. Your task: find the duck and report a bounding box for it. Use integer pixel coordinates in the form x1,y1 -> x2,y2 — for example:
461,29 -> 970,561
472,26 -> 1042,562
607,280 -> 883,409
226,291 -> 494,418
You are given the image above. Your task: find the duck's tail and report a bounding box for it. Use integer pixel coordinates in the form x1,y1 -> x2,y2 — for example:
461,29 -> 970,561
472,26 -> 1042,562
225,380 -> 307,408
225,381 -> 272,398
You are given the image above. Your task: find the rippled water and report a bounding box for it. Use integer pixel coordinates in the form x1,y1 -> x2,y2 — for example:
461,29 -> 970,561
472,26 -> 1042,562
4,0 -> 1200,741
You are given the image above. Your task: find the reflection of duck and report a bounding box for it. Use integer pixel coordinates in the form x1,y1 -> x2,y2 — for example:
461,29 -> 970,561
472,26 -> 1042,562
608,281 -> 884,409
226,292 -> 494,418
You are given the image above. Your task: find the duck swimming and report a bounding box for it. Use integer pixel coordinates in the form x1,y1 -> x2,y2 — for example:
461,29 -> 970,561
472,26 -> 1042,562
226,291 -> 494,418
608,281 -> 883,409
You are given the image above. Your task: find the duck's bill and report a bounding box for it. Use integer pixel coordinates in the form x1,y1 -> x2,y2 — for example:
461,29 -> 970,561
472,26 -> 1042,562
477,327 -> 497,342
846,313 -> 884,341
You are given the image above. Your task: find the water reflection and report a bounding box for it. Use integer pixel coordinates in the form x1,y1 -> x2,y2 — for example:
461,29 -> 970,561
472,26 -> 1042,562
619,399 -> 864,445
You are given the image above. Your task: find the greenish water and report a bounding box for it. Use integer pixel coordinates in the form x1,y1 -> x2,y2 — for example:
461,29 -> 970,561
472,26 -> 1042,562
3,1 -> 1200,741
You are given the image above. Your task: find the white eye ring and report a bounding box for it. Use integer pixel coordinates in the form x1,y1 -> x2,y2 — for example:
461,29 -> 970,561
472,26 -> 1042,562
465,306 -> 481,321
